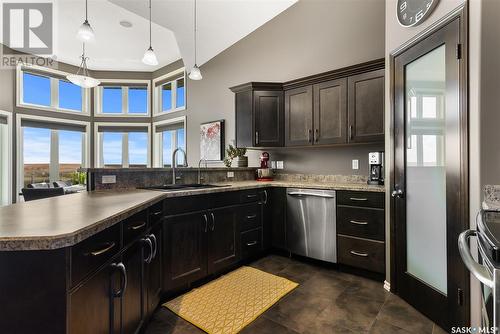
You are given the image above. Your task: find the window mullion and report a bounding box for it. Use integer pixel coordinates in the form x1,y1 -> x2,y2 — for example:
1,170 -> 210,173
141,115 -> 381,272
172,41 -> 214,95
50,130 -> 59,183
122,133 -> 129,168
172,80 -> 177,110
51,78 -> 58,109
123,87 -> 129,114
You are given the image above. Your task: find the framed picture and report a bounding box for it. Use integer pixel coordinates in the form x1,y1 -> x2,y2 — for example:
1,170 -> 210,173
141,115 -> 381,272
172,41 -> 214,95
200,120 -> 225,161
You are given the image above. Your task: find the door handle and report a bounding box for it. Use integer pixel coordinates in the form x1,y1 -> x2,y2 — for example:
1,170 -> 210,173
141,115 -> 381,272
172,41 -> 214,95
349,125 -> 354,140
458,230 -> 493,287
142,237 -> 153,263
111,262 -> 127,298
203,214 -> 208,233
349,197 -> 368,201
149,234 -> 157,259
315,129 -> 319,142
255,131 -> 259,145
391,188 -> 404,198
246,214 -> 257,220
129,221 -> 146,230
210,212 -> 215,231
308,129 -> 312,143
350,220 -> 368,225
350,250 -> 369,257
288,192 -> 335,199
85,242 -> 115,256
246,241 -> 258,246
262,190 -> 268,204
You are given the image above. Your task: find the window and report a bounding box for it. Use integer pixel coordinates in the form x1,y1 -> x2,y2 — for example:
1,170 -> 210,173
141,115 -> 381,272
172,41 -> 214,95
96,123 -> 151,168
18,66 -> 88,114
0,112 -> 12,206
96,81 -> 150,116
18,116 -> 89,191
153,69 -> 186,114
153,117 -> 186,167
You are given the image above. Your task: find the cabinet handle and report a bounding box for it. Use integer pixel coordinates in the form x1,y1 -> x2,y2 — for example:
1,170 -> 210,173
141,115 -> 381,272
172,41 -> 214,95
246,194 -> 258,199
349,125 -> 354,140
111,262 -> 127,298
350,250 -> 369,257
315,129 -> 319,142
149,234 -> 157,259
308,129 -> 312,143
246,241 -> 258,246
150,210 -> 162,217
210,212 -> 215,231
349,197 -> 368,201
86,242 -> 115,256
255,131 -> 259,145
203,214 -> 208,233
262,190 -> 268,204
142,238 -> 153,263
129,221 -> 146,230
246,214 -> 257,220
349,220 -> 368,225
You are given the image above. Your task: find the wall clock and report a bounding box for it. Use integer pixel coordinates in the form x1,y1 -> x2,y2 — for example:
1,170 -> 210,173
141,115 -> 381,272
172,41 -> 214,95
397,0 -> 439,27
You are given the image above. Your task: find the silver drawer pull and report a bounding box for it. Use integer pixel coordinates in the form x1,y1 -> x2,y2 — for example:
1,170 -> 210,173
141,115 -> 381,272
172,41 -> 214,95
246,241 -> 258,246
350,220 -> 368,225
246,214 -> 257,219
150,211 -> 162,217
129,221 -> 146,230
246,194 -> 258,199
87,242 -> 116,256
350,250 -> 368,257
349,197 -> 368,201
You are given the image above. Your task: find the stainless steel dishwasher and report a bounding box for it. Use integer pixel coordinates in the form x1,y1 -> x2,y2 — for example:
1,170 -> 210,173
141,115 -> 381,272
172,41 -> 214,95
286,188 -> 336,263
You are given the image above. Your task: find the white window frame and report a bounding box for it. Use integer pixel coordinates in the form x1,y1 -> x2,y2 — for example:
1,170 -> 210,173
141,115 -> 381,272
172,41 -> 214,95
16,114 -> 91,201
16,64 -> 91,115
94,79 -> 151,117
152,116 -> 187,167
94,122 -> 152,168
0,110 -> 13,206
152,68 -> 186,115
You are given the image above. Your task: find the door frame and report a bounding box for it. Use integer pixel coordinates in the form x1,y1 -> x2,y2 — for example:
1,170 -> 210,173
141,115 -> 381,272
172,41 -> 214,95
388,3 -> 469,327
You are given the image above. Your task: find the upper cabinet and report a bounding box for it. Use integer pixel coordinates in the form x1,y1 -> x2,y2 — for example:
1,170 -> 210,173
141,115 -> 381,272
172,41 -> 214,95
230,83 -> 284,147
231,59 -> 384,148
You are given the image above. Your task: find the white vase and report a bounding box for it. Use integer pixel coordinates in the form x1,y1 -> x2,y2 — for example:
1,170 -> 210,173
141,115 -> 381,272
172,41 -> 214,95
232,156 -> 248,167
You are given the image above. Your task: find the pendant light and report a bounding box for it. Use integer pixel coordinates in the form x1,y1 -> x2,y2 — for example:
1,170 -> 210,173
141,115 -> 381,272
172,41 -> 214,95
189,0 -> 202,80
142,0 -> 158,66
77,0 -> 95,42
67,44 -> 101,88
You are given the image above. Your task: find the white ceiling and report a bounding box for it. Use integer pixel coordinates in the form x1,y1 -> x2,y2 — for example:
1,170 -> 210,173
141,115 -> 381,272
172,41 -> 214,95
3,0 -> 297,72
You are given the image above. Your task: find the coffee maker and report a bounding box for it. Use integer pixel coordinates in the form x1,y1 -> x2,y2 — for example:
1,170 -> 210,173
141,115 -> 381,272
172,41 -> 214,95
367,152 -> 384,185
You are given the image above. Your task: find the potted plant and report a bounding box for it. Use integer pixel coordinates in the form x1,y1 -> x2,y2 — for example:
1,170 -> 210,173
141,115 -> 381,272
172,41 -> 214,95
223,145 -> 248,168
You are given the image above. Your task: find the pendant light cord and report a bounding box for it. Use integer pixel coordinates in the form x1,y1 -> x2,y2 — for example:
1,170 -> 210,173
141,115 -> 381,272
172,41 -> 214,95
149,0 -> 152,48
194,0 -> 197,65
85,0 -> 88,21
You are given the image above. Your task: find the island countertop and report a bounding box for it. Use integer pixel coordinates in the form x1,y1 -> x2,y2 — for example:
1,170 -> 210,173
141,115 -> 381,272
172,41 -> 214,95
0,181 -> 385,251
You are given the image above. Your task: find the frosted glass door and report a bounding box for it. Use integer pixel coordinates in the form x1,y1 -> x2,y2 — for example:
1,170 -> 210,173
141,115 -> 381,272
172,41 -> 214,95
405,45 -> 447,295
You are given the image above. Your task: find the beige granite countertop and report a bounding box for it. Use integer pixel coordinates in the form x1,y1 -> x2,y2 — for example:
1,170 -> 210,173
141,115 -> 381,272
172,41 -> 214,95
0,181 -> 384,251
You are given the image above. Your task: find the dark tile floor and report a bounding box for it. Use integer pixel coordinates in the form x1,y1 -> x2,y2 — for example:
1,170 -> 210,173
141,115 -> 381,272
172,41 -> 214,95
144,255 -> 447,334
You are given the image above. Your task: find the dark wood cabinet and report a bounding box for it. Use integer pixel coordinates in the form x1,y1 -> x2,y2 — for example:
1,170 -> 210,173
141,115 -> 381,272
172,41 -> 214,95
313,78 -> 348,145
208,208 -> 240,274
347,69 -> 385,143
145,224 -> 162,317
266,188 -> 286,250
163,212 -> 208,291
284,86 -> 313,146
230,83 -> 283,148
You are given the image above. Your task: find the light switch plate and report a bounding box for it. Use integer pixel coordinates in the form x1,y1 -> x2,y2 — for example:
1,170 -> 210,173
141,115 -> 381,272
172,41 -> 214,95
102,175 -> 116,184
352,160 -> 359,170
276,161 -> 284,169
227,171 -> 235,178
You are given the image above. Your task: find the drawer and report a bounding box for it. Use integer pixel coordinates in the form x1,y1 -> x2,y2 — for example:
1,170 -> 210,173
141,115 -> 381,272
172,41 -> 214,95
337,206 -> 385,241
337,235 -> 385,273
123,210 -> 148,246
239,204 -> 263,232
239,189 -> 264,204
149,201 -> 164,226
71,223 -> 121,286
337,191 -> 384,209
241,228 -> 263,259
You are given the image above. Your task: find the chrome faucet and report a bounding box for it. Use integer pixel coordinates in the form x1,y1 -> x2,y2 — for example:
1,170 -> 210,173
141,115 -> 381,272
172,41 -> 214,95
172,148 -> 187,185
198,158 -> 208,184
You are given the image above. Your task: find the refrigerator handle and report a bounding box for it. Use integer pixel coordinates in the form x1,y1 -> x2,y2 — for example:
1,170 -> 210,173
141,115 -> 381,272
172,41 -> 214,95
458,229 -> 494,287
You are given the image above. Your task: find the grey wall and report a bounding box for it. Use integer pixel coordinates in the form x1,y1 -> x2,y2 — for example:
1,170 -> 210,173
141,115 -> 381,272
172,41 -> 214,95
174,0 -> 385,171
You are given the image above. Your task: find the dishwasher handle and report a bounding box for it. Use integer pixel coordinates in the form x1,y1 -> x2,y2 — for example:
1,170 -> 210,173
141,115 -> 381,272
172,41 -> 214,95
288,192 -> 335,199
458,229 -> 493,288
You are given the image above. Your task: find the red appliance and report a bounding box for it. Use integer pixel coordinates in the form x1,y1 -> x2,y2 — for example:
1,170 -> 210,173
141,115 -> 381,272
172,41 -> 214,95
256,152 -> 273,181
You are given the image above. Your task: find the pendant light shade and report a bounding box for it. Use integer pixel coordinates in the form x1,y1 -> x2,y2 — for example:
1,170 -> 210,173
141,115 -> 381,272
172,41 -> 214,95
67,44 -> 100,89
142,46 -> 159,66
142,0 -> 158,66
189,0 -> 202,80
189,64 -> 202,80
77,0 -> 95,42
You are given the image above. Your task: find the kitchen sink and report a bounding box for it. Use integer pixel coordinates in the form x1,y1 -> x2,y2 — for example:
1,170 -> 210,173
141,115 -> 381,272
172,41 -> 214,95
142,183 -> 228,191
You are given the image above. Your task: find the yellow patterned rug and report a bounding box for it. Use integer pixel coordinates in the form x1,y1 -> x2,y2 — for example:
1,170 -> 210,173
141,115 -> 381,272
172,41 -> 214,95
163,266 -> 298,334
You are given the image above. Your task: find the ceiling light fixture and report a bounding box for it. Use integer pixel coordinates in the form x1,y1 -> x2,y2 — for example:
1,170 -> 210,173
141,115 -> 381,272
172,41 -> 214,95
77,0 -> 95,42
189,0 -> 202,80
67,44 -> 101,89
142,0 -> 158,66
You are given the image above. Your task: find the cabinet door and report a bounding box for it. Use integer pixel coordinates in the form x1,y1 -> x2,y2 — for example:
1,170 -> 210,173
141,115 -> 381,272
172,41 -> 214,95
347,70 -> 385,143
163,212 -> 208,290
235,90 -> 254,148
254,90 -> 283,147
69,263 -> 121,334
285,86 -> 313,146
313,78 -> 347,145
146,225 -> 162,317
208,207 -> 240,274
121,241 -> 147,334
267,188 -> 287,250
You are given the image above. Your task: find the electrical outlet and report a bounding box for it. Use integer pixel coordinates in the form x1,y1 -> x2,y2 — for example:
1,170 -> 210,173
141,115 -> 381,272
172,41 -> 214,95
102,175 -> 116,184
276,161 -> 284,169
227,171 -> 235,178
270,161 -> 277,169
352,160 -> 359,170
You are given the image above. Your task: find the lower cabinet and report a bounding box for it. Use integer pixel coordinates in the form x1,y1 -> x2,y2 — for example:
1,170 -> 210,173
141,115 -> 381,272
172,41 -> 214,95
208,207 -> 240,274
145,224 -> 162,317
